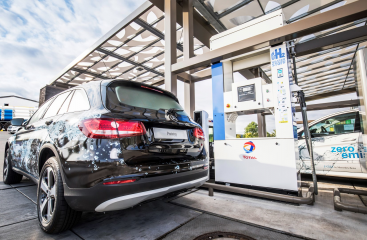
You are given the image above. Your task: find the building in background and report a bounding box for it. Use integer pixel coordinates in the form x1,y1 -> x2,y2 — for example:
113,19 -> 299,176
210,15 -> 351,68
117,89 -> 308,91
0,95 -> 38,131
0,95 -> 38,108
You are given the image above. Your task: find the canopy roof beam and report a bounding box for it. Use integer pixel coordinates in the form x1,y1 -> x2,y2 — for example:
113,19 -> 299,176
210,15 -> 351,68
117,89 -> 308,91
171,0 -> 367,74
71,67 -> 109,79
286,0 -> 345,24
65,15 -> 165,83
295,25 -> 367,57
193,0 -> 226,32
264,0 -> 300,15
134,18 -> 184,52
297,18 -> 367,45
217,0 -> 253,19
96,48 -> 164,77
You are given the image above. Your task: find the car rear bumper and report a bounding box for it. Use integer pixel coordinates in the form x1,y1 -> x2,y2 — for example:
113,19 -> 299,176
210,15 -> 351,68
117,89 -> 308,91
63,168 -> 208,212
95,175 -> 207,212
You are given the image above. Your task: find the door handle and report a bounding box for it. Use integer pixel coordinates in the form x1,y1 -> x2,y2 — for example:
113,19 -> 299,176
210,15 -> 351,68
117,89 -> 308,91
341,138 -> 356,142
45,119 -> 53,125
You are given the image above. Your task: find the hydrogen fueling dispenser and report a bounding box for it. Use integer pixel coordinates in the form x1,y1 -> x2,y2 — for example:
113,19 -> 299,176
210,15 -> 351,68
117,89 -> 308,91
209,10 -> 305,194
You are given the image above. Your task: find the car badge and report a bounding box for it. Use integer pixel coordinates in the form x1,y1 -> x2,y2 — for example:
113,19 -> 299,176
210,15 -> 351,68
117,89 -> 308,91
165,109 -> 179,122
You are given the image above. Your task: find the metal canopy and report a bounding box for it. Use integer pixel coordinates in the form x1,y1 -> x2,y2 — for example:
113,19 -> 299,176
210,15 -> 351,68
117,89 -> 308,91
193,0 -> 359,32
261,20 -> 367,98
176,0 -> 366,99
50,0 -> 366,100
51,1 -> 210,87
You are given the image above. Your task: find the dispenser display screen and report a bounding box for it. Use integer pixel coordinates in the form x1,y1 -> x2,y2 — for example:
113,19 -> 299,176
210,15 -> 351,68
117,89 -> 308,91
237,84 -> 256,102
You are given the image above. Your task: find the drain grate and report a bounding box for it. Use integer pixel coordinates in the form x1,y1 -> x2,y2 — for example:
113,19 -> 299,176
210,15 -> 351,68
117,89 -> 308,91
161,212 -> 307,240
194,232 -> 256,240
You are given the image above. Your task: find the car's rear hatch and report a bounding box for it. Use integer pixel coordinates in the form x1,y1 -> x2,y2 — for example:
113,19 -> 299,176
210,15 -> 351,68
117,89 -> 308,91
103,80 -> 208,176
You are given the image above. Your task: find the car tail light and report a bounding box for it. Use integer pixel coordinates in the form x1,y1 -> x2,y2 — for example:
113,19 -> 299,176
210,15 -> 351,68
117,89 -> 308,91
79,118 -> 146,139
193,127 -> 204,140
103,179 -> 136,185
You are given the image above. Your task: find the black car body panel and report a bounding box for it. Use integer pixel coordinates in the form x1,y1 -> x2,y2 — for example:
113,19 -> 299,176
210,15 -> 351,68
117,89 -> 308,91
63,169 -> 208,211
6,80 -> 208,211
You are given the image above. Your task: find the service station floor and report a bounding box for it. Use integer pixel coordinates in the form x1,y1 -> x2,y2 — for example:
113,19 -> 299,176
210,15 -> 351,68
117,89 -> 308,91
0,132 -> 366,240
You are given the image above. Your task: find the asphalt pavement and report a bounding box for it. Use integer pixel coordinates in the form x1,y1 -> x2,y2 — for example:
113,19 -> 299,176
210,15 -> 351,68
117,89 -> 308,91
1,131 -> 366,240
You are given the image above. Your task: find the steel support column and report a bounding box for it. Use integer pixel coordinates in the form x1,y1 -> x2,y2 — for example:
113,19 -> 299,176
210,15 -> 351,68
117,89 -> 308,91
184,78 -> 195,118
212,63 -> 225,140
164,0 -> 177,95
257,114 -> 266,137
183,0 -> 194,60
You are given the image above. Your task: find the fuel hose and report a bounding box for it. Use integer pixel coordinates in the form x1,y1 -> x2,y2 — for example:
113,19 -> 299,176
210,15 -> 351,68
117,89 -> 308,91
298,90 -> 318,195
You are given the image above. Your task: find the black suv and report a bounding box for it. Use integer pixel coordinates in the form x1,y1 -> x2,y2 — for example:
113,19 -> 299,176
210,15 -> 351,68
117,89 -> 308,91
3,80 -> 208,233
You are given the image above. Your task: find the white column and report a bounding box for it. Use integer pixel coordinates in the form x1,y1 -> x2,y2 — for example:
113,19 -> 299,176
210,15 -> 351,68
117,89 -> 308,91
183,0 -> 194,61
184,79 -> 195,117
164,0 -> 177,96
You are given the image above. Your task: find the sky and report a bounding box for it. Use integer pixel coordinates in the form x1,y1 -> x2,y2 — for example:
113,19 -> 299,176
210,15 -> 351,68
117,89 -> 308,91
0,0 -> 358,134
0,0 -> 146,100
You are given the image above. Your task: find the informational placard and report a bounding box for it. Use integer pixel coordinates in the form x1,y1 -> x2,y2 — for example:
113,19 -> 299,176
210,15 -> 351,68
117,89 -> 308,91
270,42 -> 295,139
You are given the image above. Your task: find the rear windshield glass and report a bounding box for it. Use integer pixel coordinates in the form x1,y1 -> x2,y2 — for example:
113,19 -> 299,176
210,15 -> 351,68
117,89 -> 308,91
11,118 -> 24,126
106,82 -> 187,115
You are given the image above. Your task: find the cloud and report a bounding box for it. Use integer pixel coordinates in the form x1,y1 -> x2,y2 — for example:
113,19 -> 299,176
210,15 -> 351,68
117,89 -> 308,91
0,0 -> 355,134
0,0 -> 145,100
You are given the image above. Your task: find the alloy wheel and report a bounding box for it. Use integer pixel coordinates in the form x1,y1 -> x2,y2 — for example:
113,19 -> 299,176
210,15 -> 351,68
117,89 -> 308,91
3,153 -> 8,179
39,167 -> 56,224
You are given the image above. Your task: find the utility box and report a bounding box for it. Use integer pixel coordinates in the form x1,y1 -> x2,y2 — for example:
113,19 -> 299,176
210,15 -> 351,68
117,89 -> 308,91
223,78 -> 273,113
210,9 -> 285,51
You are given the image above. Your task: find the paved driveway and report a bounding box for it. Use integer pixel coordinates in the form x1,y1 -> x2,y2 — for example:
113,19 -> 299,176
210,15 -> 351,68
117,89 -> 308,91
0,132 -> 306,239
2,131 -> 366,239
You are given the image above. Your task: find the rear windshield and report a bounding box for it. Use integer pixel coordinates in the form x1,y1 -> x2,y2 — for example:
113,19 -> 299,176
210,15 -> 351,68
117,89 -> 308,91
11,118 -> 24,126
106,82 -> 186,114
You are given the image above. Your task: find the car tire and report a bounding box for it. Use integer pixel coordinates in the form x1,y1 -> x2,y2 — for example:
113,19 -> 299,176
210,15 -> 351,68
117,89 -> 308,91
37,157 -> 81,233
4,122 -> 11,131
3,149 -> 23,184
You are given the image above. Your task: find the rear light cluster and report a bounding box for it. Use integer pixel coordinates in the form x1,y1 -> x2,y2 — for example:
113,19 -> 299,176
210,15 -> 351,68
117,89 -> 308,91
193,127 -> 205,140
79,118 -> 146,139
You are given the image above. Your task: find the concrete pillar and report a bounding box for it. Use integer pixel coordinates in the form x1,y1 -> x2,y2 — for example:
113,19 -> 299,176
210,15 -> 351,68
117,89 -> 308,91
182,0 -> 194,61
184,79 -> 195,117
257,114 -> 266,137
164,0 -> 177,96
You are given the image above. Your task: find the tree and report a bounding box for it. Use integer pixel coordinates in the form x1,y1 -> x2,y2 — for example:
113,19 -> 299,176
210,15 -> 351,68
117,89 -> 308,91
244,122 -> 276,138
244,121 -> 258,138
209,134 -> 214,142
267,130 -> 276,137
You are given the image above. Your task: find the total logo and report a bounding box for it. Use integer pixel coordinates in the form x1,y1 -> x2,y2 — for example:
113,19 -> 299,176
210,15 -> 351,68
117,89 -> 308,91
243,141 -> 255,153
242,141 -> 257,160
